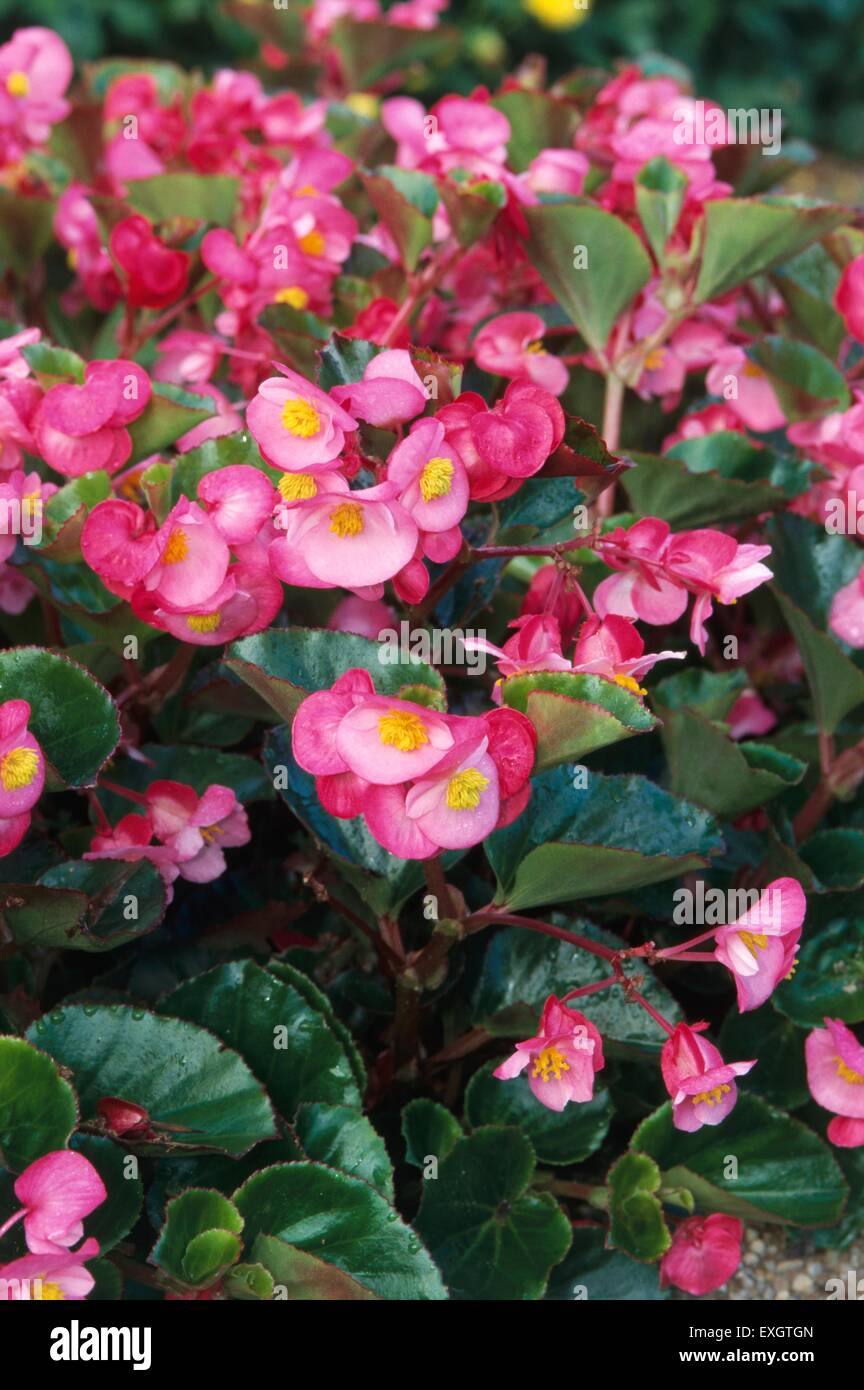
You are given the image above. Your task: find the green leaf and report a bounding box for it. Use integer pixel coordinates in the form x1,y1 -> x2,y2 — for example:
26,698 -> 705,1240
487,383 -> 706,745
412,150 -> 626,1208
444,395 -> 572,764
26,1006 -> 277,1156
635,157 -> 687,262
127,383 -> 214,464
401,1098 -> 463,1169
252,1233 -> 378,1300
0,646 -> 119,788
774,917 -> 864,1026
72,1133 -> 143,1254
465,1059 -> 613,1165
226,626 -> 445,724
126,174 -> 239,225
490,90 -> 580,173
162,960 -> 362,1119
0,190 -> 55,274
38,472 -> 112,562
623,440 -> 790,527
414,1126 -> 571,1300
634,1093 -> 847,1226
234,1162 -> 446,1300
362,168 -> 434,271
472,919 -> 681,1056
222,1262 -> 275,1301
501,670 -> 656,772
0,1036 -> 78,1171
294,1103 -> 393,1200
1,860 -> 166,952
486,768 -> 723,912
800,830 -> 864,891
749,336 -> 850,420
21,341 -> 85,386
546,1225 -> 665,1300
607,1151 -> 671,1262
439,177 -> 505,248
653,667 -> 747,721
658,707 -> 805,817
773,588 -> 864,735
97,742 -> 273,813
523,203 -> 653,354
718,1007 -> 810,1110
329,17 -> 456,90
171,431 -> 277,505
768,513 -> 862,628
267,960 -> 367,1100
317,334 -> 380,390
694,198 -> 849,303
152,1189 -> 244,1288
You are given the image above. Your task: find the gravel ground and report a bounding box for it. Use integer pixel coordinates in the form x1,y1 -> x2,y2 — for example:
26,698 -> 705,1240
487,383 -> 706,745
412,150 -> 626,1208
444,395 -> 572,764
674,1226 -> 864,1301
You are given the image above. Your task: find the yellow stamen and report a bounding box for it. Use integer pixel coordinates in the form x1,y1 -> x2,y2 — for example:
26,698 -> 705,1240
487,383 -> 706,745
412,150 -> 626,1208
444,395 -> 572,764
278,472 -> 318,502
344,93 -> 379,120
162,528 -> 189,565
532,1045 -> 570,1082
525,340 -> 545,355
328,502 -> 364,538
644,348 -> 667,371
66,248 -> 78,271
613,673 -> 647,697
738,929 -> 768,958
281,397 -> 321,438
743,362 -> 763,378
0,747 -> 39,792
835,1056 -> 864,1085
445,767 -> 489,811
5,71 -> 29,99
273,286 -> 309,310
34,1280 -> 65,1301
299,229 -> 325,257
693,1083 -> 731,1107
378,709 -> 428,752
186,611 -> 222,634
201,823 -> 224,843
296,183 -> 319,196
419,456 -> 454,502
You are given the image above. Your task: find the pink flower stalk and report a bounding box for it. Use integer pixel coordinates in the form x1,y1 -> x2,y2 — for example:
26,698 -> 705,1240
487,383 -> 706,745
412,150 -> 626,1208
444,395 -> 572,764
0,698 -> 45,857
660,1214 -> 743,1296
437,380 -> 565,500
829,563 -> 864,648
0,1150 -> 106,1255
248,364 -> 358,473
33,359 -> 151,478
0,1238 -> 100,1300
705,348 -> 785,433
572,614 -> 684,693
713,877 -> 805,1012
835,254 -> 864,344
493,995 -> 605,1112
806,1018 -> 864,1148
0,27 -> 72,166
661,1021 -> 756,1131
109,215 -> 191,310
330,349 -> 427,427
270,476 -> 418,593
473,312 -> 569,396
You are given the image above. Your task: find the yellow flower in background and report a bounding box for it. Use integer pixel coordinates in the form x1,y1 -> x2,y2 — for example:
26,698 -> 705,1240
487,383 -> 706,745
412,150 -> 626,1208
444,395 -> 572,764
523,0 -> 592,31
345,92 -> 380,120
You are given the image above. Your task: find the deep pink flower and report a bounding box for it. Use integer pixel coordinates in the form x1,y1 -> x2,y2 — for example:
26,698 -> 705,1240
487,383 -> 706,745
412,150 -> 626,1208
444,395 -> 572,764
727,689 -> 777,740
0,1238 -> 100,1300
81,499 -> 160,600
0,27 -> 72,165
493,995 -> 605,1112
524,148 -> 589,197
328,594 -> 395,639
0,698 -> 44,857
713,877 -> 805,1012
830,564 -> 864,648
464,614 -> 572,700
438,380 -> 565,500
248,364 -> 358,473
660,1214 -> 743,1295
144,780 -> 250,883
806,1018 -> 864,1147
0,1150 -> 106,1255
661,1021 -> 755,1131
141,558 -> 282,646
705,348 -> 785,432
572,614 -> 684,693
109,214 -> 191,310
331,349 -> 427,427
33,358 -> 151,478
54,185 -> 121,313
142,499 -> 231,609
835,254 -> 864,343
474,312 -> 569,396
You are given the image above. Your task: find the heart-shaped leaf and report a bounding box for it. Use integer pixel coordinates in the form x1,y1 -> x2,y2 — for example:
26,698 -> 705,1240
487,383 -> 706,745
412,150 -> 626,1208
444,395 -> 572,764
0,1036 -> 78,1171
0,647 -> 119,787
465,1058 -> 613,1165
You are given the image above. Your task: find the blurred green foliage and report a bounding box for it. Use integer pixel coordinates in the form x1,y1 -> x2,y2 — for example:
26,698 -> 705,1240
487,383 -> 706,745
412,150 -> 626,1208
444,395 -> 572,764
3,0 -> 864,157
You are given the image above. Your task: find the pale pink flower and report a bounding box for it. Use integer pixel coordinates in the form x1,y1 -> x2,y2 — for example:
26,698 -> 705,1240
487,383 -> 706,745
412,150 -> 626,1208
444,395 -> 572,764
493,995 -> 605,1112
661,1021 -> 755,1131
806,1018 -> 864,1147
713,877 -> 805,1013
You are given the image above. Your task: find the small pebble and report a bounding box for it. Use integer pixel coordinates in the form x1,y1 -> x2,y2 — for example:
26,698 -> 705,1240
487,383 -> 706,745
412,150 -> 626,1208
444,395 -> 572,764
792,1274 -> 814,1294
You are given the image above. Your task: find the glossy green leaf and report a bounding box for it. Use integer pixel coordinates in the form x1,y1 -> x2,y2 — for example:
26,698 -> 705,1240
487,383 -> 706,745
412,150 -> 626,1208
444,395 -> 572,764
546,1225 -> 665,1300
465,1059 -> 613,1165
501,671 -> 656,772
72,1133 -> 143,1254
252,1234 -> 378,1300
774,588 -> 864,735
694,198 -> 848,303
1,860 -> 166,952
0,646 -> 119,787
126,173 -> 239,224
607,1150 -> 671,1262
659,707 -> 805,817
774,917 -> 864,1026
127,383 -> 214,464
401,1098 -> 463,1169
718,1007 -> 809,1110
623,440 -> 791,527
635,156 -> 687,261
0,1036 -> 78,1172
294,1103 -> 393,1200
362,168 -> 434,270
152,1188 -> 244,1287
749,335 -> 850,419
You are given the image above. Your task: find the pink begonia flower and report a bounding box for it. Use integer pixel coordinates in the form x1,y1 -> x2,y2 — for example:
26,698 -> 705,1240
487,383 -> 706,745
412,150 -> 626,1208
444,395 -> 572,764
524,148 -> 589,196
330,348 -> 427,427
473,312 -> 569,396
270,476 -> 418,592
81,499 -> 160,600
0,377 -> 41,473
0,698 -> 45,857
308,0 -> 380,42
493,995 -> 605,1112
662,402 -> 746,452
328,594 -> 395,639
382,93 -> 509,180
661,1021 -> 756,1131
660,1215 -> 743,1296
713,876 -> 805,1013
54,185 -> 121,313
33,358 -> 151,478
140,559 -> 282,646
103,74 -> 184,184
110,215 -> 191,310
0,27 -> 72,165
154,330 -> 225,386
438,380 -> 565,500
519,563 -> 585,646
0,326 -> 41,380
0,1238 -> 100,1300
144,781 -> 251,883
727,688 -> 777,740
806,1018 -> 864,1148
387,0 -> 447,27
0,1150 -> 106,1255
787,391 -> 864,470
835,254 -> 864,343
463,614 -> 572,702
175,385 -> 243,453
386,417 -> 470,539
705,348 -> 785,433
403,731 -> 500,850
0,468 -> 56,563
197,465 -> 276,545
85,812 -> 183,899
572,614 -> 684,694
665,530 -> 774,652
0,563 -> 35,615
829,564 -> 864,647
248,364 -> 358,473
139,499 -> 230,609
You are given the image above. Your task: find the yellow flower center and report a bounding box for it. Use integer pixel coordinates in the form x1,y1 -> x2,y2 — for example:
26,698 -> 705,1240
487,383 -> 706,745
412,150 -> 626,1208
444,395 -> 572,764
297,183 -> 319,196
743,361 -> 764,378
328,502 -> 364,538
0,747 -> 39,791
5,71 -> 29,99
34,1279 -> 65,1301
200,823 -> 224,843
693,1084 -> 731,1106
163,528 -> 189,565
644,348 -> 667,371
66,248 -> 79,270
445,767 -> 489,811
344,94 -> 379,120
186,611 -> 222,633
378,709 -> 428,751
613,673 -> 647,697
525,340 -> 545,355
420,456 -> 454,502
278,472 -> 318,502
532,1045 -> 570,1082
738,930 -> 768,958
299,229 -> 325,257
835,1056 -> 864,1085
273,286 -> 309,310
281,397 -> 322,438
